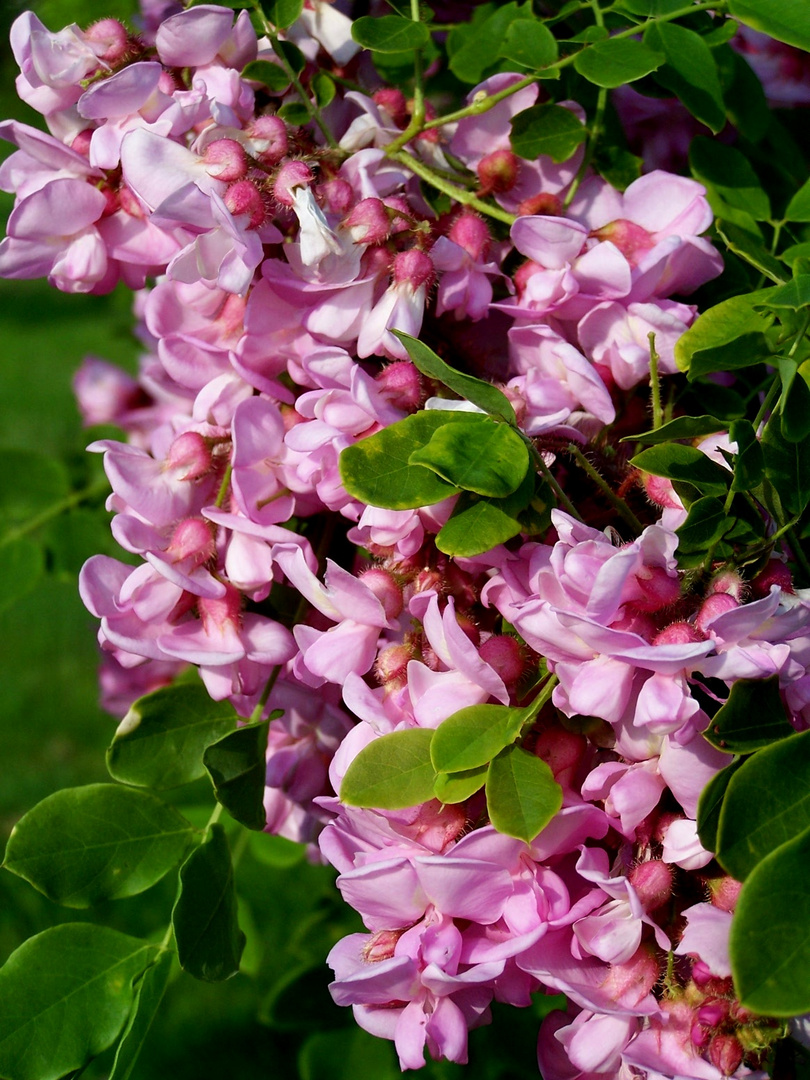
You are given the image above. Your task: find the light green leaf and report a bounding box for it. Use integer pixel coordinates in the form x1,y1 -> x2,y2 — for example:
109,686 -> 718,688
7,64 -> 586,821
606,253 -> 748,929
573,38 -> 663,88
278,103 -> 312,126
409,420 -> 529,498
785,177 -> 810,223
351,15 -> 429,52
644,23 -> 726,133
715,220 -> 786,284
675,496 -> 733,558
621,415 -> 726,444
499,18 -> 558,69
727,0 -> 810,51
204,719 -> 275,831
340,728 -> 436,810
3,784 -> 195,908
435,487 -> 527,557
431,704 -> 526,773
674,290 -> 776,379
260,0 -> 303,28
0,451 -> 69,543
754,275 -> 810,312
108,948 -> 174,1080
242,60 -> 289,92
0,924 -> 158,1080
433,767 -> 488,804
448,2 -> 528,84
510,103 -> 587,163
172,824 -> 245,982
311,71 -> 336,108
485,744 -> 562,842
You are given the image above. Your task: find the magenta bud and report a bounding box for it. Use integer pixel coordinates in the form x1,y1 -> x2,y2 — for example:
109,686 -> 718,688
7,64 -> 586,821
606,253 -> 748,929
653,621 -> 706,645
629,859 -> 673,912
691,960 -> 714,988
643,472 -> 681,510
476,149 -> 519,193
479,635 -> 525,685
708,876 -> 743,913
158,70 -> 179,95
166,431 -> 212,481
84,18 -> 129,63
363,929 -> 401,963
198,582 -> 242,636
372,87 -> 408,125
631,565 -> 681,613
273,160 -> 314,207
533,725 -> 586,787
383,195 -> 413,234
167,518 -> 216,567
344,198 -> 391,245
517,192 -> 563,217
70,129 -> 93,157
514,259 -> 541,298
247,115 -> 288,165
448,211 -> 490,261
695,592 -> 739,633
203,138 -> 248,182
360,568 -> 403,621
691,1022 -> 710,1049
318,177 -> 353,215
224,180 -> 266,228
592,218 -> 655,266
750,559 -> 794,598
709,570 -> 744,601
708,1034 -> 744,1076
698,999 -> 730,1028
375,360 -> 424,411
392,248 -> 434,290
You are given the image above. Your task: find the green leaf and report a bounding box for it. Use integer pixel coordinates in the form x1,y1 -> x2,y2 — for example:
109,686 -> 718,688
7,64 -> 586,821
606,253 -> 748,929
249,832 -> 306,868
311,71 -> 336,109
340,728 -> 436,810
433,766 -> 488,804
108,948 -> 174,1080
716,46 -> 770,144
592,143 -> 643,191
644,23 -> 725,133
339,411 -> 471,510
260,0 -> 303,28
3,784 -> 195,908
621,415 -> 726,444
762,416 -> 810,516
272,38 -> 305,74
510,103 -> 587,164
614,0 -> 684,12
754,275 -> 810,312
448,2 -> 528,83
0,538 -> 44,613
785,177 -> 810,223
715,220 -> 786,284
431,704 -> 527,773
729,418 -> 764,490
631,444 -> 731,498
485,745 -> 562,842
573,39 -> 663,88
499,18 -> 558,69
278,103 -> 312,125
716,728 -> 810,879
0,924 -> 158,1080
435,487 -> 527,557
392,332 -> 517,424
727,0 -> 810,51
299,1028 -> 400,1080
0,450 -> 69,542
696,756 -> 745,853
781,359 -> 810,442
689,137 -> 771,221
203,719 -> 274,831
107,683 -> 237,790
675,496 -> 733,557
242,59 -> 289,92
172,824 -> 245,982
674,290 -> 776,379
351,15 -> 429,52
409,420 -> 528,498
704,676 -> 795,755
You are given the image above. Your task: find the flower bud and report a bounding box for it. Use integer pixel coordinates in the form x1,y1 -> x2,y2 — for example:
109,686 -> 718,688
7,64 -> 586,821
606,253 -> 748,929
709,570 -> 744,601
533,725 -> 586,788
70,129 -> 94,157
750,559 -> 794,598
198,582 -> 242,636
359,568 -> 403,621
224,180 -> 266,227
166,431 -> 212,481
692,1022 -> 710,1048
695,592 -> 739,633
708,1034 -> 744,1076
592,219 -> 655,267
643,472 -> 681,510
708,876 -> 743,913
273,160 -> 314,207
363,929 -> 402,963
479,635 -> 525,685
375,643 -> 411,689
203,138 -> 248,182
448,211 -> 490,260
373,87 -> 408,125
630,565 -> 681,613
344,198 -> 391,245
629,859 -> 673,912
247,115 -> 288,165
318,177 -> 353,215
167,518 -> 216,567
602,943 -> 660,1007
375,361 -> 424,411
653,621 -> 706,645
517,192 -> 563,216
476,149 -> 519,193
84,18 -> 129,63
392,248 -> 434,290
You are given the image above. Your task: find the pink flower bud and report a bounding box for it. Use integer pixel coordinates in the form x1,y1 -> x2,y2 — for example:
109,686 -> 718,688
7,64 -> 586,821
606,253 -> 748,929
517,192 -> 563,216
533,725 -> 586,788
119,184 -> 147,219
273,160 -> 314,207
375,643 -> 412,689
198,582 -> 242,636
631,565 -> 681,613
514,259 -> 541,298
629,859 -> 673,912
383,195 -> 414,234
372,87 -> 408,125
602,944 -> 660,1006
708,1034 -> 744,1076
643,472 -> 681,510
592,219 -> 656,267
344,198 -> 391,245
70,130 -> 94,157
692,1022 -> 710,1048
476,149 -> 519,193
448,211 -> 490,260
318,178 -> 353,216
158,70 -> 179,95
708,876 -> 743,913
750,559 -> 794,598
247,115 -> 288,165
359,568 -> 403,621
363,929 -> 402,963
167,518 -> 216,567
375,360 -> 424,411
479,635 -> 525,685
698,999 -> 731,1028
224,180 -> 266,228
391,249 -> 434,290
166,431 -> 212,481
653,621 -> 706,645
84,18 -> 129,63
691,960 -> 714,988
709,570 -> 744,601
695,592 -> 739,633
203,139 -> 248,182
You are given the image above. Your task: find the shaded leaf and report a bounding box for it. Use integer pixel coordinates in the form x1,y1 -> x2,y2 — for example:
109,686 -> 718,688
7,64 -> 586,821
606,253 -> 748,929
108,948 -> 174,1080
696,756 -> 745,853
351,15 -> 429,52
499,18 -> 558,69
690,137 -> 770,221
299,1028 -> 400,1080
0,538 -> 44,614
631,444 -> 731,498
762,417 -> 810,516
644,23 -> 725,133
704,676 -> 795,755
510,103 -> 587,163
622,415 -> 726,444
573,38 -> 663,88
0,451 -> 68,541
242,59 -> 289,92
785,177 -> 810,223
203,719 -> 273,831
448,2 -> 528,83
486,744 -> 562,842
727,0 -> 810,51
675,496 -> 732,557
340,728 -> 436,810
260,0 -> 303,28
729,418 -> 764,490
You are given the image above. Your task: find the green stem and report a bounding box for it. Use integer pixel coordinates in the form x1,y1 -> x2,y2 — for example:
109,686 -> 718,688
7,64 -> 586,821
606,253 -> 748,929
756,308 -> 810,432
564,0 -> 606,208
648,331 -> 663,431
520,674 -> 559,734
214,461 -> 233,509
420,75 -> 539,133
567,443 -> 644,535
383,0 -> 426,155
249,664 -> 283,724
388,150 -> 517,225
1,474 -> 109,545
525,437 -> 583,521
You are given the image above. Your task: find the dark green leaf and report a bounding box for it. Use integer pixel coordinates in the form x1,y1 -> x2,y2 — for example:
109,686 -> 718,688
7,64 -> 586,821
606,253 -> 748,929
716,728 -> 810,879
644,23 -> 725,133
631,444 -> 731,497
727,0 -> 810,51
704,676 -> 795,754
431,704 -> 527,773
277,102 -> 312,125
249,831 -> 306,868
172,824 -> 245,982
0,538 -> 44,613
762,416 -> 810,516
485,744 -> 562,842
435,488 -> 526,557
311,71 -> 336,109
689,137 -> 770,221
785,178 -> 810,223
729,418 -> 764,489
622,415 -> 726,444
3,784 -> 195,908
674,290 -> 776,379
339,411 -> 472,510
716,46 -> 770,143
242,59 -> 290,92
448,3 -> 527,83
409,420 -> 528,497
510,103 -> 587,164
392,332 -> 517,424
203,720 -> 272,830
299,1028 -> 400,1080
0,924 -> 158,1080
433,766 -> 488,804
675,496 -> 732,557
592,143 -> 643,191
340,728 -> 436,810
260,0 -> 303,28
696,756 -> 745,853
730,827 -> 810,1015
107,683 -> 237,790
272,38 -> 305,74
108,948 -> 174,1080
614,0 -> 684,12
0,451 -> 69,542
780,359 -> 810,442
499,18 -> 558,69
573,39 -> 663,88
351,15 -> 429,52
715,220 -> 786,284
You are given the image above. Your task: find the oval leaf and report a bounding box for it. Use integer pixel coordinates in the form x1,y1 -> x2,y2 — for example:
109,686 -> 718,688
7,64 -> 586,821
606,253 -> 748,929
0,924 -> 158,1080
431,704 -> 526,773
622,415 -> 726,444
696,756 -> 745,854
340,728 -> 436,810
172,824 -> 245,982
486,744 -> 562,843
510,103 -> 587,163
674,290 -> 776,378
260,0 -> 303,28
573,38 -> 663,88
108,947 -> 174,1080
644,23 -> 725,133
107,683 -> 237,790
631,444 -> 731,498
3,784 -> 195,908
704,676 -> 795,755
409,420 -> 529,498
435,489 -> 527,557
434,767 -> 488,804
727,0 -> 810,51
203,719 -> 272,831
499,18 -> 558,69
351,15 -> 429,53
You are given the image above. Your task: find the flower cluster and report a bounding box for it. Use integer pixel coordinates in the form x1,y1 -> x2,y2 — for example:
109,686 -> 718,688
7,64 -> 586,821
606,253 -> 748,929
3,3 -> 809,1077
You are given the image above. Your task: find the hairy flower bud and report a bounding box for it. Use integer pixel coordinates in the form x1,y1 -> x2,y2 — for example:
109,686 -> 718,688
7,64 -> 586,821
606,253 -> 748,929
476,149 -> 519,193
203,138 -> 248,182
391,248 -> 434,291
224,180 -> 266,227
344,198 -> 390,245
695,592 -> 739,633
708,1034 -> 744,1076
629,859 -> 673,912
167,518 -> 216,567
653,621 -> 706,645
479,634 -> 525,685
750,559 -> 794,598
708,876 -> 743,912
166,432 -> 212,481
517,192 -> 563,216
448,211 -> 490,260
273,160 -> 314,207
247,115 -> 288,165
359,568 -> 403,621
375,361 -> 424,411
84,17 -> 129,63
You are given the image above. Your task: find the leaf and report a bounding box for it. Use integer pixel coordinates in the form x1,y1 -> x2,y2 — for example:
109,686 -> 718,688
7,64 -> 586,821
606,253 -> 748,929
278,103 -> 312,125
762,416 -> 810,516
431,704 -> 527,773
674,290 -> 776,379
249,832 -> 306,868
689,137 -> 771,221
0,924 -> 158,1080
730,827 -> 810,1015
242,59 -> 290,92
272,38 -> 305,74
260,0 -> 303,28
716,728 -> 810,880
715,46 -> 770,144
311,71 -> 336,109
0,450 -> 68,542
715,220 -> 786,284
3,784 -> 195,908
696,756 -> 745,853
727,0 -> 810,51
299,1028 -> 400,1080
339,411 -> 472,510
781,359 -> 810,443
614,0 -> 685,12
409,420 -> 528,498
644,23 -> 726,133
485,744 -> 562,843
351,15 -> 429,52
499,18 -> 559,69
172,824 -> 245,982
675,496 -> 733,558
754,275 -> 810,312
509,103 -> 587,164
203,720 -> 273,831
448,2 -> 527,83
573,39 -> 663,88
631,444 -> 731,498
107,682 -> 237,790
392,332 -> 517,424
785,177 -> 810,223
435,488 -> 527,557
433,766 -> 488,804
0,538 -> 44,613
621,415 -> 726,444
704,676 -> 795,755
340,728 -> 436,810
729,418 -> 764,490
108,948 -> 174,1080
